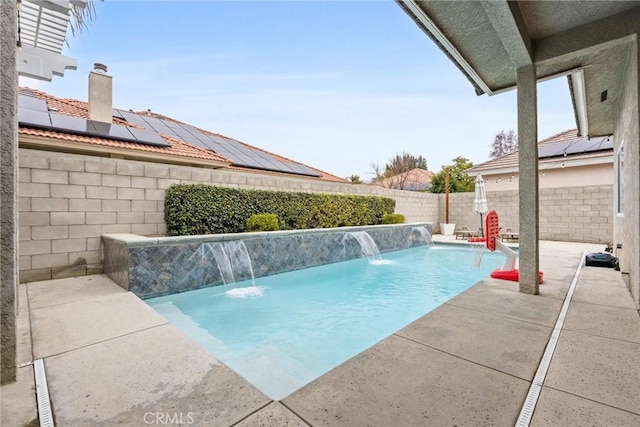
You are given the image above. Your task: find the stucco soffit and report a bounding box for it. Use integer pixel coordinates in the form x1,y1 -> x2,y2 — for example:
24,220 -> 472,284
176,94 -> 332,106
533,7 -> 640,66
480,1 -> 533,69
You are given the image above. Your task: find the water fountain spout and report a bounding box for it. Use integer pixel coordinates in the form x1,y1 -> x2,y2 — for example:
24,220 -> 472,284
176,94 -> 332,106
200,241 -> 262,297
412,226 -> 434,247
344,231 -> 382,262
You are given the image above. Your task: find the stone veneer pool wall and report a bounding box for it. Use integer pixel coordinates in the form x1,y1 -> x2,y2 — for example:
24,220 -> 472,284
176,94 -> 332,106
103,223 -> 432,298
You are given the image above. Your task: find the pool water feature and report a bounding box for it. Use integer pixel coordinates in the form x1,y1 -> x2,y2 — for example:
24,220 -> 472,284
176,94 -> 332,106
147,244 -> 503,400
103,223 -> 432,298
344,231 -> 382,262
200,241 -> 264,297
412,225 -> 434,247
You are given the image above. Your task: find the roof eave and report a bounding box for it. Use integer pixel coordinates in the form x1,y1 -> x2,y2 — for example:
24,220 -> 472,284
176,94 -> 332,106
19,134 -> 232,169
395,0 -> 490,96
567,70 -> 590,137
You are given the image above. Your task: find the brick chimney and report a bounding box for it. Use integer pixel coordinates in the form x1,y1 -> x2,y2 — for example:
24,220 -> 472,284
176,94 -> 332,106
88,63 -> 112,124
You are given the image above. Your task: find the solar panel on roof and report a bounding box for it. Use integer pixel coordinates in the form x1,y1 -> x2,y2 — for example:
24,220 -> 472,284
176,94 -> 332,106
184,129 -> 214,144
221,145 -> 247,157
164,121 -> 187,131
219,153 -> 242,164
194,140 -> 218,152
247,155 -> 276,169
141,119 -> 174,134
112,109 -> 125,119
119,111 -> 149,125
279,164 -> 303,174
207,135 -> 228,145
256,156 -> 284,170
202,140 -> 224,151
50,113 -> 94,134
565,138 -> 589,155
18,95 -> 48,112
92,121 -> 137,141
111,107 -> 322,176
152,126 -> 180,139
163,123 -> 194,137
256,154 -> 285,169
284,163 -> 307,174
179,123 -> 202,134
538,144 -> 560,159
193,134 -> 214,145
162,127 -> 197,141
127,128 -> 171,147
299,165 -> 321,176
567,137 -> 612,155
224,138 -> 249,150
538,136 -> 613,159
153,127 -> 175,137
173,129 -> 197,139
231,153 -> 255,163
18,107 -> 52,129
177,134 -> 210,150
138,116 -> 167,132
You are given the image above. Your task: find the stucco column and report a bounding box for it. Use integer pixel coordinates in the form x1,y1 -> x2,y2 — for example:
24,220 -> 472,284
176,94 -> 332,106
517,64 -> 539,295
0,0 -> 18,384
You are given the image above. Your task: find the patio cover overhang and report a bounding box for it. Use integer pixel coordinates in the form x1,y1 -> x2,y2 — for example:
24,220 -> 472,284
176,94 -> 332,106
17,0 -> 87,81
396,0 -> 640,294
396,0 -> 640,137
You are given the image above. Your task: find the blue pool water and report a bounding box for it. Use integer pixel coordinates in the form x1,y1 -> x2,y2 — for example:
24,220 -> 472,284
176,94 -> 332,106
147,245 -> 504,399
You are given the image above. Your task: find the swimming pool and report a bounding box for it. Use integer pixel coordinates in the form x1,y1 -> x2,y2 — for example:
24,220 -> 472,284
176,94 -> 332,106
147,244 -> 503,400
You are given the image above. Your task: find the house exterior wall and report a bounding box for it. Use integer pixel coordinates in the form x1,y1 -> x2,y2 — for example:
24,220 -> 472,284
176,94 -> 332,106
481,163 -> 613,192
613,40 -> 639,308
17,148 -> 439,282
439,186 -> 613,244
1,0 -> 18,384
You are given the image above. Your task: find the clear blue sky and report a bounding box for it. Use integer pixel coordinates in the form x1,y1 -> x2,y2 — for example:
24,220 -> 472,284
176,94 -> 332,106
21,0 -> 576,180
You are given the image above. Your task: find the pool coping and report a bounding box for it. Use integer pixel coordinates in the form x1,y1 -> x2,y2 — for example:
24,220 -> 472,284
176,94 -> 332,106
101,222 -> 434,248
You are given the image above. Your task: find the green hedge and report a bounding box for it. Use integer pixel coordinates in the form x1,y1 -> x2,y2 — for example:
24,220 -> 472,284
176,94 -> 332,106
247,213 -> 280,232
164,184 -> 396,236
382,213 -> 405,224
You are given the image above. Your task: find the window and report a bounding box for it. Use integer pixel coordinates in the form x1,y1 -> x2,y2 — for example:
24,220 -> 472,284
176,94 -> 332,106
616,141 -> 624,215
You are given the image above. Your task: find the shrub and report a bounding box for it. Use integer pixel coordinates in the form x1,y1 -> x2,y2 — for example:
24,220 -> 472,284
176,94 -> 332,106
382,213 -> 405,224
164,184 -> 396,236
247,213 -> 280,232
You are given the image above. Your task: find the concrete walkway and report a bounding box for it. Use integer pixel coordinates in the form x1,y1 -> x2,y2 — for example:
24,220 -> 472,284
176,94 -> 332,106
2,239 -> 639,426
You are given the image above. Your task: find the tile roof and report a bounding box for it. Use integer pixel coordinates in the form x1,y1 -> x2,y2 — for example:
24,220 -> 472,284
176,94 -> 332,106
20,127 -> 230,163
467,129 -> 612,174
372,168 -> 434,190
18,87 -> 347,182
18,88 -> 229,164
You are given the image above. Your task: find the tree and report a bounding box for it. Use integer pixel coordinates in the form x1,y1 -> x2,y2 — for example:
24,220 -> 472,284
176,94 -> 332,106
490,130 -> 518,159
346,174 -> 362,184
370,151 -> 429,190
69,0 -> 98,37
430,156 -> 475,193
384,152 -> 428,175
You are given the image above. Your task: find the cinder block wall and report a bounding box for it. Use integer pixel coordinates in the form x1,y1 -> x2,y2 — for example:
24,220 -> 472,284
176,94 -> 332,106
18,149 -> 439,282
441,186 -> 613,243
18,148 -> 612,282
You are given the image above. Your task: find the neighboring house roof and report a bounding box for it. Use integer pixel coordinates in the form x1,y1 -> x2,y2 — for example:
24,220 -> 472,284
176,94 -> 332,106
467,129 -> 613,175
17,87 -> 347,183
372,168 -> 434,190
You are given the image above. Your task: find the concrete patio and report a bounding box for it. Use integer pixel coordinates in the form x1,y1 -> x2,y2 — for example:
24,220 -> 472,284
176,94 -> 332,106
2,238 -> 639,426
